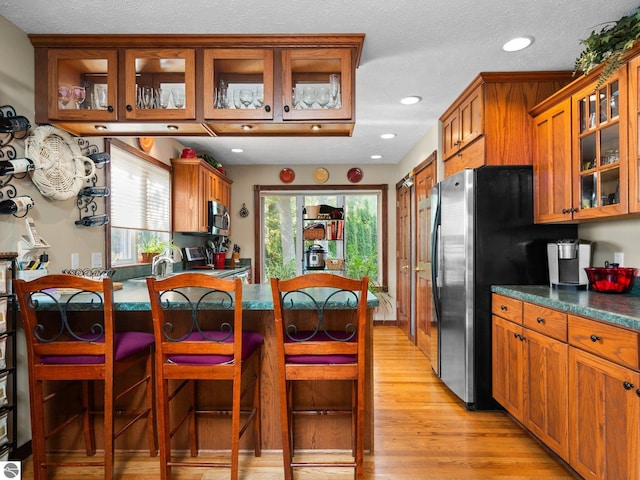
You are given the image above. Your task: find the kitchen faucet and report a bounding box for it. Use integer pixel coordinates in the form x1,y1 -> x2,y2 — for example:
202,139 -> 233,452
151,248 -> 178,278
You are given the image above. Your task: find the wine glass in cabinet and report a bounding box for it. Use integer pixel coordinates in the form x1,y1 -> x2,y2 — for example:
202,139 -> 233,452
124,49 -> 196,120
203,49 -> 274,121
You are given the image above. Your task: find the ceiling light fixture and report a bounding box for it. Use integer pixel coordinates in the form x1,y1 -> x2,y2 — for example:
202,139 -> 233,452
166,125 -> 179,131
502,36 -> 534,52
370,154 -> 383,160
231,148 -> 243,153
400,96 -> 422,105
380,133 -> 396,139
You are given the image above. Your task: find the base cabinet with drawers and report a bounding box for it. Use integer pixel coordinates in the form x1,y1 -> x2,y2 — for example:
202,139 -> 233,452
492,292 -> 640,479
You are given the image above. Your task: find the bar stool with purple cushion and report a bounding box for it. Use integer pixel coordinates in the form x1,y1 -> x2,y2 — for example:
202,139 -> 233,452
13,274 -> 157,480
146,274 -> 263,480
270,273 -> 369,480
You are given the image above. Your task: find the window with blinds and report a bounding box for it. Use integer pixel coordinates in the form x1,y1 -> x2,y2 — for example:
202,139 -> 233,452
108,141 -> 171,266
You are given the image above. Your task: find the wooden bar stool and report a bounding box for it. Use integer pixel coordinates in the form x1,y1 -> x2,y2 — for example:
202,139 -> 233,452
270,273 -> 369,480
13,274 -> 157,480
146,274 -> 263,480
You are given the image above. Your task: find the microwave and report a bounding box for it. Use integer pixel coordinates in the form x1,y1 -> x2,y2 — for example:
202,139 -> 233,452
208,200 -> 230,236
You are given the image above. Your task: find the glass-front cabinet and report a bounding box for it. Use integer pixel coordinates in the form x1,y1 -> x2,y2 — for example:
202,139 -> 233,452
124,49 -> 196,120
48,49 -> 118,121
572,70 -> 628,219
203,49 -> 274,121
282,48 -> 352,121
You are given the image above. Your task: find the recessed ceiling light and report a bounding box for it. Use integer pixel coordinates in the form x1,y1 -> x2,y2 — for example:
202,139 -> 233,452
370,154 -> 383,160
380,133 -> 396,139
400,96 -> 422,105
230,148 -> 243,153
503,36 -> 534,52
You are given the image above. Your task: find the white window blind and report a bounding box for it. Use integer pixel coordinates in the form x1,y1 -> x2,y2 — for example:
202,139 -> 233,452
110,145 -> 170,232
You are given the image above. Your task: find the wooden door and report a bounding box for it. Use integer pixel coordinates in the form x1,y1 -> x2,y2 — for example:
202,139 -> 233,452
523,328 -> 569,461
414,158 -> 435,359
492,315 -> 524,420
568,347 -> 640,480
396,183 -> 411,338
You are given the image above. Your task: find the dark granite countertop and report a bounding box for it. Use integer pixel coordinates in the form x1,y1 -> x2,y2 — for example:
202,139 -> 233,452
491,285 -> 640,331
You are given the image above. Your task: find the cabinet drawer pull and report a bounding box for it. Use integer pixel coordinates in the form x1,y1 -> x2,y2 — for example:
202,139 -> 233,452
536,317 -> 544,323
265,105 -> 271,113
107,105 -> 114,112
513,332 -> 519,339
500,305 -> 507,311
283,105 -> 290,112
126,104 -> 133,111
590,334 -> 601,342
623,381 -> 634,390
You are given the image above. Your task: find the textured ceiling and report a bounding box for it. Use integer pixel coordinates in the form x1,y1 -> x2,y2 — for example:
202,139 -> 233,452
1,0 -> 638,166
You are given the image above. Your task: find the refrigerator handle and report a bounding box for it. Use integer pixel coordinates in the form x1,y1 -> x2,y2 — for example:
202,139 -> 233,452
431,195 -> 442,322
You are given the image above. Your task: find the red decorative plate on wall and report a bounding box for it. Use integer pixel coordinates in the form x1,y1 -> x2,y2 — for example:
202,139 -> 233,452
279,168 -> 295,183
347,167 -> 363,183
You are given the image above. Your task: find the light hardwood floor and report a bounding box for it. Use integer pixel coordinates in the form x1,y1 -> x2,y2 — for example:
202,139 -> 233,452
19,326 -> 576,479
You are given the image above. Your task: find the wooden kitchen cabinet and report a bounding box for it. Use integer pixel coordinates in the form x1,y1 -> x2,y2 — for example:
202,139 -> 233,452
30,34 -> 364,138
440,72 -> 573,178
171,157 -> 232,234
493,296 -> 570,461
44,48 -> 119,122
204,46 -> 356,136
568,347 -> 639,480
491,294 -> 524,418
531,57 -> 631,223
123,48 -> 196,121
626,53 -> 640,213
521,303 -> 569,461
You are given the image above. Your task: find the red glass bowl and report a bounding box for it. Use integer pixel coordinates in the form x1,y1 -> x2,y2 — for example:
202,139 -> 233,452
584,267 -> 638,293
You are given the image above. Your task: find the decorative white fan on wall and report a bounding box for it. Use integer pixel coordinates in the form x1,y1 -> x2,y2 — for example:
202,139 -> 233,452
25,125 -> 95,201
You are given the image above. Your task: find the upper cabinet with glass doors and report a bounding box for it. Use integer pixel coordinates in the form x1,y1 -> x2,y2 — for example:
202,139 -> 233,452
571,69 -> 628,220
124,49 -> 196,120
47,49 -> 118,122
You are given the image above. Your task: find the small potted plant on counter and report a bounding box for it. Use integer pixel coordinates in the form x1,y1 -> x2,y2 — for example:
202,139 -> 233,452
138,236 -> 180,263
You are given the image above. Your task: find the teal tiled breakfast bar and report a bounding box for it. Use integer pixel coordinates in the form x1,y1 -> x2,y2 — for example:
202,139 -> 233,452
32,279 -> 378,453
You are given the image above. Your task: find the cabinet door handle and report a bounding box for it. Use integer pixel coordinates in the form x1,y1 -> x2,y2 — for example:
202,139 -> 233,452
536,317 -> 544,323
590,334 -> 601,342
562,208 -> 569,214
126,104 -> 133,111
513,333 -> 520,339
519,334 -> 526,342
570,207 -> 578,213
623,381 -> 634,390
500,305 -> 507,311
636,388 -> 640,398
107,105 -> 114,112
283,105 -> 290,113
265,105 -> 271,113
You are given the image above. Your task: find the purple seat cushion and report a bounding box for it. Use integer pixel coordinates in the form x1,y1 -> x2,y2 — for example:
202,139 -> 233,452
40,332 -> 154,365
167,331 -> 264,365
285,330 -> 357,365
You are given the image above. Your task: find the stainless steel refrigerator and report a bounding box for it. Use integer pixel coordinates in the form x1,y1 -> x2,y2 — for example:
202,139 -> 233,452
430,166 -> 576,410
